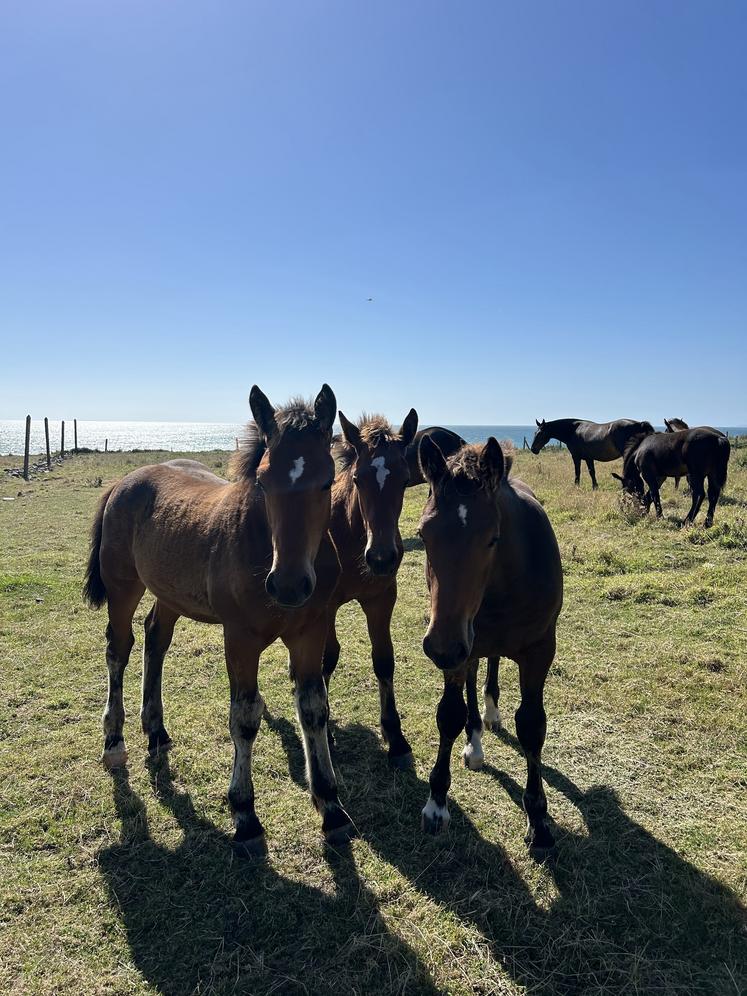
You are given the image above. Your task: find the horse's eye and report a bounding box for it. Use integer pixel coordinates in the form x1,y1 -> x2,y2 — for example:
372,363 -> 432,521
254,478 -> 264,493
352,474 -> 360,485
488,536 -> 499,548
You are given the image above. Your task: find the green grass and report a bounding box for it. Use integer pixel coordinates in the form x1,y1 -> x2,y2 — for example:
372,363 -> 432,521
1,447 -> 746,995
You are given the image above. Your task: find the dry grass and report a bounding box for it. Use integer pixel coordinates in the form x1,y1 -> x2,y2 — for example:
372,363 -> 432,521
1,446 -> 746,995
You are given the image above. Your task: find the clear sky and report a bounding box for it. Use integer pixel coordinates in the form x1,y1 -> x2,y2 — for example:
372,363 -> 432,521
1,1 -> 745,425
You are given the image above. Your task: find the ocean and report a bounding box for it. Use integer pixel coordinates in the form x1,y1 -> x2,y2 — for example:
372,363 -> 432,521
1,419 -> 745,457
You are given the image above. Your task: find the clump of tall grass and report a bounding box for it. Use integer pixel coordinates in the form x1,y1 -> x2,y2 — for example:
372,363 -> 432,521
618,491 -> 646,524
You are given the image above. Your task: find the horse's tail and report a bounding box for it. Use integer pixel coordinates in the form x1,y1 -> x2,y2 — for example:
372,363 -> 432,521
715,435 -> 731,490
83,485 -> 115,608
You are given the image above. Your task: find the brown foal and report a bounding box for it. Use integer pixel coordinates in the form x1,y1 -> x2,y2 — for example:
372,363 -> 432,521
84,385 -> 354,852
417,436 -> 563,855
323,410 -> 419,766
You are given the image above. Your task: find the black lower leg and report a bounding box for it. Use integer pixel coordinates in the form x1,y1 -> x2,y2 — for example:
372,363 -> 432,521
515,697 -> 554,852
228,689 -> 265,846
373,654 -> 412,762
423,681 -> 467,832
141,607 -> 173,754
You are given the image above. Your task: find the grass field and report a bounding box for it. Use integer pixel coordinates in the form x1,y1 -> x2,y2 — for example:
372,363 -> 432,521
2,445 -> 746,996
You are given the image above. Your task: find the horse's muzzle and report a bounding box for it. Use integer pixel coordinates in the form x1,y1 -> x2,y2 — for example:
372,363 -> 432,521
422,633 -> 471,671
265,570 -> 314,608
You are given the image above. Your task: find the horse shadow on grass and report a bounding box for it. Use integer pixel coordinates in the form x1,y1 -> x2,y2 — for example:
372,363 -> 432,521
273,717 -> 747,995
98,755 -> 445,996
99,717 -> 747,996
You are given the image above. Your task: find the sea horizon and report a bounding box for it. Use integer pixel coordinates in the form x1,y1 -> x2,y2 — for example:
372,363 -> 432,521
2,418 -> 746,457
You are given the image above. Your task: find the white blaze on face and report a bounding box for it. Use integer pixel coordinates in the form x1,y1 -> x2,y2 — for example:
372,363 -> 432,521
371,456 -> 390,491
289,457 -> 305,485
458,503 -> 468,527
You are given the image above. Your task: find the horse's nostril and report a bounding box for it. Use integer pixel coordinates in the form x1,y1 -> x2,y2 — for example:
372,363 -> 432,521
301,575 -> 313,599
265,573 -> 277,598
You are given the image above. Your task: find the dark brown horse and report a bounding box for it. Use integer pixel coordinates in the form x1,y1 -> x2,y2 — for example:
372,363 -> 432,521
613,426 -> 730,527
84,386 -> 354,852
531,417 -> 654,488
405,427 -> 465,486
664,418 -> 689,489
417,436 -> 563,855
323,410 -> 419,766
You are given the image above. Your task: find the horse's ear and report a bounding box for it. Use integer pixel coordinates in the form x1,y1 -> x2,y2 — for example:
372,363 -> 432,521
479,437 -> 505,490
338,411 -> 363,453
399,408 -> 419,447
314,383 -> 337,435
535,418 -> 541,427
249,386 -> 277,442
664,419 -> 671,431
419,434 -> 447,487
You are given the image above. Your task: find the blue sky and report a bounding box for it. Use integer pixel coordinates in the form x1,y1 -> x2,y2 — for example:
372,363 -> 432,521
1,1 -> 745,425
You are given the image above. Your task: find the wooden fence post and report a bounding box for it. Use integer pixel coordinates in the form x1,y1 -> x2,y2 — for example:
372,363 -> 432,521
61,420 -> 65,458
74,419 -> 78,453
23,415 -> 31,481
105,438 -> 108,453
235,437 -> 239,450
44,417 -> 51,470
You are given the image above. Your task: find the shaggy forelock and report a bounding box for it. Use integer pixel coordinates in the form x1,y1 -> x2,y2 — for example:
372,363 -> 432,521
445,443 -> 513,485
334,414 -> 398,470
230,397 -> 324,481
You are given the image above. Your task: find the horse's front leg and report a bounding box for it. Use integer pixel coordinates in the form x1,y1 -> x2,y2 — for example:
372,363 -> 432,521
223,627 -> 266,854
571,452 -> 582,486
322,612 -> 341,749
462,658 -> 484,770
515,635 -> 556,857
285,617 -> 354,843
422,670 -> 467,834
482,655 -> 502,731
362,585 -> 413,768
586,459 -> 598,489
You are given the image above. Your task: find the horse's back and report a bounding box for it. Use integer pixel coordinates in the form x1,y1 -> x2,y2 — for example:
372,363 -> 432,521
407,427 -> 466,486
162,458 -> 229,485
476,476 -> 562,657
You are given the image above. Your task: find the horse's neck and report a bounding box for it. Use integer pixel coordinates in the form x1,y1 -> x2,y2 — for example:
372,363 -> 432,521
548,420 -> 576,443
331,475 -> 366,550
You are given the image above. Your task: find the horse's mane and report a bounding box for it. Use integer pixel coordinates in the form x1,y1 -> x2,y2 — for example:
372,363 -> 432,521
622,422 -> 655,463
446,443 -> 513,484
230,398 -> 323,481
333,414 -> 398,470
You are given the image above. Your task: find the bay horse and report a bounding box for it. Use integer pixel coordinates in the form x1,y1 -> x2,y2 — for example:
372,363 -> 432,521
84,385 -> 354,852
613,426 -> 730,527
531,418 -> 654,488
323,410 -> 419,766
417,435 -> 563,856
406,427 -> 465,486
664,418 -> 689,489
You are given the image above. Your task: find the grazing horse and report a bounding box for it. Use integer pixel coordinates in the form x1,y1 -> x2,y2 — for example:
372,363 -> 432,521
84,385 -> 354,851
531,418 -> 654,488
323,410 -> 419,766
406,427 -> 466,486
417,436 -> 563,855
664,418 -> 689,489
613,426 -> 730,528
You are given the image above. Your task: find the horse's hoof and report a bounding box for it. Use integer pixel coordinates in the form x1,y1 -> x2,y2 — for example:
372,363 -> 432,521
525,825 -> 556,861
323,806 -> 356,845
101,742 -> 128,769
233,833 -> 268,858
483,719 -> 503,734
389,750 -> 414,770
421,798 -> 450,835
147,729 -> 173,757
462,746 -> 484,771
